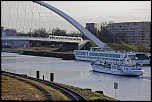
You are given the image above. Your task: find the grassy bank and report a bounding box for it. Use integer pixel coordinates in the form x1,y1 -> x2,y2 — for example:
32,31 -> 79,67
2,42 -> 151,53
82,42 -> 151,52
2,47 -> 75,60
53,81 -> 118,101
2,47 -> 74,54
107,43 -> 151,52
1,74 -> 118,101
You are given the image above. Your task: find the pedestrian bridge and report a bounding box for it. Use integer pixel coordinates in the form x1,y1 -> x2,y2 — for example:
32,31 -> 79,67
1,1 -> 112,51
1,35 -> 89,49
2,35 -> 83,43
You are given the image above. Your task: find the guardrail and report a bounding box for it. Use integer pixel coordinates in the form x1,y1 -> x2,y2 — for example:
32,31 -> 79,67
2,36 -> 84,43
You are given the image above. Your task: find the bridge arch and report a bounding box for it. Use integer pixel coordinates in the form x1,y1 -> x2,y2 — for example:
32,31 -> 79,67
34,1 -> 112,50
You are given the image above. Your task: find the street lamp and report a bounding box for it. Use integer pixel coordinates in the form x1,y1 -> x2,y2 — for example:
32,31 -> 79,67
29,28 -> 32,37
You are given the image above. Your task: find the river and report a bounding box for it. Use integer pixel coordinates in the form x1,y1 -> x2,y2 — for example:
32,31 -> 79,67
1,52 -> 151,101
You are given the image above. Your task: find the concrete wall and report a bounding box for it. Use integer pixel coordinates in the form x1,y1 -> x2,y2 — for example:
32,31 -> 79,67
2,39 -> 78,51
62,43 -> 78,51
2,40 -> 29,47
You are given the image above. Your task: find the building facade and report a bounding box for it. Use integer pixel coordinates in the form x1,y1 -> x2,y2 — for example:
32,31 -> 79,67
106,22 -> 151,46
85,23 -> 99,37
1,27 -> 17,37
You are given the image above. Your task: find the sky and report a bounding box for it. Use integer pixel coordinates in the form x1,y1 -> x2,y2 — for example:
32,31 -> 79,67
1,1 -> 151,33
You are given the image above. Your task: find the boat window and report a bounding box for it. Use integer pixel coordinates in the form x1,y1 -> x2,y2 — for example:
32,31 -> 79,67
109,54 -> 112,57
135,54 -> 149,60
113,54 -> 116,57
76,52 -> 86,55
102,53 -> 105,57
113,54 -> 119,58
115,54 -> 120,58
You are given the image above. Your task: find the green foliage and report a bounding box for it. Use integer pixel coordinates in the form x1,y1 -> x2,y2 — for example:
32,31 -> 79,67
106,43 -> 150,52
81,42 -> 150,52
81,42 -> 97,50
53,82 -> 118,101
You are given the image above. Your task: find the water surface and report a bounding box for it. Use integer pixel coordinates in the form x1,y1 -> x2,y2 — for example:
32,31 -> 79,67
1,52 -> 151,101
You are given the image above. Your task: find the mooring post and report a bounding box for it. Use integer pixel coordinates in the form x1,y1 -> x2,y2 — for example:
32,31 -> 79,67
114,82 -> 118,99
36,71 -> 39,79
43,75 -> 44,80
95,91 -> 104,95
50,73 -> 54,82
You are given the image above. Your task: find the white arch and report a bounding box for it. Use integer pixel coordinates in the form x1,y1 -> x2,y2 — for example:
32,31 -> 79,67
34,1 -> 111,50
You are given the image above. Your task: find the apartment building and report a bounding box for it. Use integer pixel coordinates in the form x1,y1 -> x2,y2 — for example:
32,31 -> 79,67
1,27 -> 16,37
107,22 -> 151,46
85,23 -> 99,37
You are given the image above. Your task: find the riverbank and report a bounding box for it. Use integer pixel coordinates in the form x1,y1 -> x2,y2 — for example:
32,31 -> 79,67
1,72 -> 118,101
1,47 -> 75,60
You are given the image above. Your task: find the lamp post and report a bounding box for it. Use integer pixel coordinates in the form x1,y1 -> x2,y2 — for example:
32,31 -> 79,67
114,33 -> 115,44
29,28 -> 32,37
114,82 -> 118,99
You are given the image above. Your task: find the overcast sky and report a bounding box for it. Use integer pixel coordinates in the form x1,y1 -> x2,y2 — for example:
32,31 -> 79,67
1,1 -> 151,33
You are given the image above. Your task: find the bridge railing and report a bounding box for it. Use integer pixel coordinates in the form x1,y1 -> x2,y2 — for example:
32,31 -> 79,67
2,36 -> 84,43
47,35 -> 83,42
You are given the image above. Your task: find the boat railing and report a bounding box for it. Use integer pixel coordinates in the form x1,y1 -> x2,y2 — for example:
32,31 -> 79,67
131,67 -> 142,70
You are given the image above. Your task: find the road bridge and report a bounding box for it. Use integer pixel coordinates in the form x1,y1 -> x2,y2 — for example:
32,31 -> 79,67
1,35 -> 89,51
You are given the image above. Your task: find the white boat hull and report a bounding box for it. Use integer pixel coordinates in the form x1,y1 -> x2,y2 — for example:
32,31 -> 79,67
131,59 -> 150,65
91,65 -> 144,76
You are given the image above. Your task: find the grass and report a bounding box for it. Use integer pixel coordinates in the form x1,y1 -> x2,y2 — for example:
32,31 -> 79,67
22,77 -> 69,101
82,42 -> 151,52
1,74 -> 69,101
2,47 -> 74,55
2,42 -> 151,53
1,75 -> 48,101
10,47 -> 60,52
1,74 -> 118,101
53,81 -> 118,101
106,43 -> 150,52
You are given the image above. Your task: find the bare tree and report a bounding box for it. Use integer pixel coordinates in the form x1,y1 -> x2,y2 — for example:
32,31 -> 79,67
52,28 -> 67,36
32,28 -> 48,37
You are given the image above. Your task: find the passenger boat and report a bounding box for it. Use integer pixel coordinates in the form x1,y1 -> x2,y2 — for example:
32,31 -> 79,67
91,57 -> 144,76
74,47 -> 150,65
